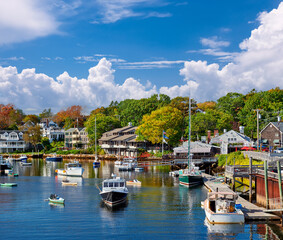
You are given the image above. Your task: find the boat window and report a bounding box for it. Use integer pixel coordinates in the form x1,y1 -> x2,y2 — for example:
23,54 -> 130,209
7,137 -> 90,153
114,182 -> 119,187
109,182 -> 113,187
120,182 -> 124,187
104,182 -> 108,187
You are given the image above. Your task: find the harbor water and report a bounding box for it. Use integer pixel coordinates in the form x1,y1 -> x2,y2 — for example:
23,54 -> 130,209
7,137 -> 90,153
0,159 -> 282,239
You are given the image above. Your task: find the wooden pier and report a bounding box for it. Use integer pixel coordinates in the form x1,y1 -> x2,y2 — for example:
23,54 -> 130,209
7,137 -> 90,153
202,173 -> 280,222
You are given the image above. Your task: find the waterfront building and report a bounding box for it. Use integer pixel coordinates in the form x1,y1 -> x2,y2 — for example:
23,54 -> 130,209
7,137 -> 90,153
64,128 -> 89,149
209,130 -> 252,154
260,122 -> 283,148
0,130 -> 27,153
99,123 -> 146,157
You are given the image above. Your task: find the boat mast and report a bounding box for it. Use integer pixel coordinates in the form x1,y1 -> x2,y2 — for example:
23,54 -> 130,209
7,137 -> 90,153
95,116 -> 97,161
188,96 -> 191,171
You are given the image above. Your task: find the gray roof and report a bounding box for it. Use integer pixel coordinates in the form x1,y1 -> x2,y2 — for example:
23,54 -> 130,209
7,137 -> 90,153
272,122 -> 283,132
174,141 -> 220,154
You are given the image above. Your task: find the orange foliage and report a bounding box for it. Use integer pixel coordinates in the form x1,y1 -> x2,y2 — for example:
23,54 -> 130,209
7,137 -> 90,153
0,104 -> 16,129
197,101 -> 216,111
53,105 -> 83,126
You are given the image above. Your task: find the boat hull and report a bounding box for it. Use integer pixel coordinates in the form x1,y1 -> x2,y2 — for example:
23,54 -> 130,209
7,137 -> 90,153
179,174 -> 203,187
204,200 -> 245,224
48,198 -> 65,204
93,162 -> 100,168
100,191 -> 128,207
57,168 -> 84,177
46,157 -> 63,162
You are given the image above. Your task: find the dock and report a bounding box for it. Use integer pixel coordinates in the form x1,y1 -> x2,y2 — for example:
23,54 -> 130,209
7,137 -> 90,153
202,173 -> 281,222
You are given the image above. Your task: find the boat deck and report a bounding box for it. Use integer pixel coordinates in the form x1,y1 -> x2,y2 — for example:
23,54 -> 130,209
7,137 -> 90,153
202,173 -> 280,222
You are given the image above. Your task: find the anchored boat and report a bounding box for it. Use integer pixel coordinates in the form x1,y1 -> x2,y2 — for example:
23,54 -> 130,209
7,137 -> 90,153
99,174 -> 128,207
48,194 -> 65,204
46,153 -> 63,162
126,179 -> 141,186
203,191 -> 244,224
55,161 -> 84,177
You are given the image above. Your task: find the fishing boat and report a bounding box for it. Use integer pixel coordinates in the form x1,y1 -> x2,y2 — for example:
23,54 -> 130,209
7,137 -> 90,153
48,194 -> 65,204
1,183 -> 17,187
179,95 -> 203,188
99,173 -> 128,207
55,161 -> 84,177
46,153 -> 63,162
93,116 -> 101,168
203,191 -> 244,224
126,179 -> 141,186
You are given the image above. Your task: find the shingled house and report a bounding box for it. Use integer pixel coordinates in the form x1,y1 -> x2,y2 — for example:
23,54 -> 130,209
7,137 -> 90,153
260,122 -> 283,148
99,124 -> 146,157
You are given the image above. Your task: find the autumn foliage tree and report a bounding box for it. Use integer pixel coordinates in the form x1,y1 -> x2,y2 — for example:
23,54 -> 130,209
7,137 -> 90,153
53,105 -> 84,129
0,104 -> 24,130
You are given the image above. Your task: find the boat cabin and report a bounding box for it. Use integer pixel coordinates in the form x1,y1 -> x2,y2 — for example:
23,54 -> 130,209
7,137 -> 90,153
65,162 -> 82,168
207,192 -> 238,214
102,177 -> 126,190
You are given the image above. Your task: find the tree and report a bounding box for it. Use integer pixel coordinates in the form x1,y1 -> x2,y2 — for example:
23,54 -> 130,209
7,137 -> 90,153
22,125 -> 42,151
0,104 -> 24,130
53,105 -> 84,128
23,114 -> 40,124
136,106 -> 183,146
39,108 -> 53,118
85,113 -> 121,145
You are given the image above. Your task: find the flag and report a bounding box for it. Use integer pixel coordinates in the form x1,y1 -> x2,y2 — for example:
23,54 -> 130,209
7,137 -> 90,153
163,138 -> 168,144
163,130 -> 169,139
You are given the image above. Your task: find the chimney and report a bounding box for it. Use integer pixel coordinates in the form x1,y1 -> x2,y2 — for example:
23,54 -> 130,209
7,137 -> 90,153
214,129 -> 219,137
223,129 -> 227,133
207,130 -> 211,143
239,126 -> 245,134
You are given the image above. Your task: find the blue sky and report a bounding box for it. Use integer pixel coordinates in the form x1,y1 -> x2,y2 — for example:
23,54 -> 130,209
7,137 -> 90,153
0,0 -> 282,114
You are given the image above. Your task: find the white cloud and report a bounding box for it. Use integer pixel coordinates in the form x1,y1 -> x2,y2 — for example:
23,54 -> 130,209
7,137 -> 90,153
118,60 -> 185,69
0,58 -> 157,114
0,0 -> 60,45
163,3 -> 283,101
200,36 -> 230,48
95,0 -> 171,23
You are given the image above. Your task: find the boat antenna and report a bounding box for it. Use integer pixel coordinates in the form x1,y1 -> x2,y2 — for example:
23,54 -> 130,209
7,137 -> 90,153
95,115 -> 97,161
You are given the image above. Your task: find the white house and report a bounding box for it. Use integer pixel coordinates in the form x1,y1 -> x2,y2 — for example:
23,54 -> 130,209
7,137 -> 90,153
210,130 -> 252,154
0,130 -> 27,153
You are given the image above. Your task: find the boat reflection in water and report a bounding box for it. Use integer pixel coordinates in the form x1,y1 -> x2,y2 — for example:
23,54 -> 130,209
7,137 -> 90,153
204,219 -> 244,237
56,175 -> 83,186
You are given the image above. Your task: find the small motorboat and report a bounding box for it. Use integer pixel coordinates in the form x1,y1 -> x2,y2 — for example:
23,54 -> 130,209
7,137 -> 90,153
62,179 -> 78,186
1,183 -> 17,187
46,153 -> 63,162
93,158 -> 100,168
203,191 -> 244,224
126,179 -> 141,186
48,194 -> 65,204
18,155 -> 28,162
134,167 -> 144,172
99,173 -> 128,207
55,161 -> 84,177
21,162 -> 32,166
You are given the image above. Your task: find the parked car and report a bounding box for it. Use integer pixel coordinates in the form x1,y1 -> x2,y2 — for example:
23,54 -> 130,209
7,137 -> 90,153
261,147 -> 269,152
274,148 -> 283,153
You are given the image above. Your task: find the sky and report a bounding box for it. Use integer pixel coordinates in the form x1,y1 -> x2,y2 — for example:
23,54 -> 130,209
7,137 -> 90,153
0,0 -> 283,114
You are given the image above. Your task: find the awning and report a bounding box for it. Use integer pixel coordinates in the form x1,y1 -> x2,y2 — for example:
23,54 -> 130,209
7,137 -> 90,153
273,139 -> 280,144
262,139 -> 268,144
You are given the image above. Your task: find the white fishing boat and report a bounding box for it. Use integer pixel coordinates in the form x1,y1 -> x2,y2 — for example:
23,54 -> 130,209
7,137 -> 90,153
17,155 -> 28,162
55,161 -> 84,177
203,191 -> 244,224
99,173 -> 128,207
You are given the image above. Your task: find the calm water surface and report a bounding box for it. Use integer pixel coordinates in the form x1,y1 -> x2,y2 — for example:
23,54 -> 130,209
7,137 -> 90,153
0,159 -> 281,239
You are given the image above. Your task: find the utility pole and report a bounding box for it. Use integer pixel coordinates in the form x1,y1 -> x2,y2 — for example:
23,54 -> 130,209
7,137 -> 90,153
254,109 -> 261,150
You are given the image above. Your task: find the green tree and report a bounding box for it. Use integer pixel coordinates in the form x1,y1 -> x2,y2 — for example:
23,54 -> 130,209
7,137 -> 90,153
22,125 -> 42,151
136,106 -> 183,146
39,108 -> 53,118
85,113 -> 121,145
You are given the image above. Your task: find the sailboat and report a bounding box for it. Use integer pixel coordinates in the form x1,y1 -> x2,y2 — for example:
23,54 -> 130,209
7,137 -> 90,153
93,116 -> 101,168
179,97 -> 203,187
